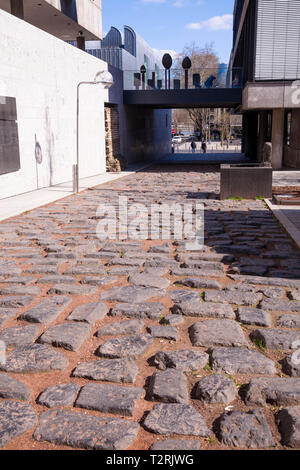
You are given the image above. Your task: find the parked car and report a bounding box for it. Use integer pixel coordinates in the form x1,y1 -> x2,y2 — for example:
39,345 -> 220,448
172,136 -> 183,144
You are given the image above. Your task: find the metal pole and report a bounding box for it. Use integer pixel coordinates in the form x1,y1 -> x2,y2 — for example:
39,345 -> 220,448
75,83 -> 80,193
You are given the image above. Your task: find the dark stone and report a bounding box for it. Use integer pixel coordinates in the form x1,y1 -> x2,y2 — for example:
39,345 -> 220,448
34,409 -> 140,450
0,401 -> 37,449
250,328 -> 300,350
260,299 -> 300,312
100,286 -> 166,303
48,284 -> 97,295
282,354 -> 300,377
0,344 -> 68,373
19,296 -> 71,325
129,273 -> 170,289
154,349 -> 208,372
39,322 -> 91,352
189,319 -> 248,347
148,369 -> 189,404
76,383 -> 144,416
217,409 -> 274,449
245,377 -> 300,406
0,373 -> 31,401
237,307 -> 271,327
72,358 -> 139,384
276,407 -> 300,448
97,334 -> 154,359
172,302 -> 235,319
0,296 -> 33,308
68,302 -> 108,324
143,403 -> 210,437
0,308 -> 18,327
175,278 -> 222,290
96,319 -> 144,336
204,290 -> 263,306
111,302 -> 164,320
0,324 -> 40,347
195,374 -> 237,404
147,326 -> 178,341
162,315 -> 184,326
210,347 -> 276,375
37,383 -> 80,408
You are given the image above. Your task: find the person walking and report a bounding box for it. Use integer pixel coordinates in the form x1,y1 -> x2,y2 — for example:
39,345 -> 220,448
191,140 -> 196,153
202,140 -> 207,154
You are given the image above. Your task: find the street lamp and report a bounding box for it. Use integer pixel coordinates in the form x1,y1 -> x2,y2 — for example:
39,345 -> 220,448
74,70 -> 114,193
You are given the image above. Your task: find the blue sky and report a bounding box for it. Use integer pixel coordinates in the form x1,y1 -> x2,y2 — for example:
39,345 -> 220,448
102,0 -> 235,63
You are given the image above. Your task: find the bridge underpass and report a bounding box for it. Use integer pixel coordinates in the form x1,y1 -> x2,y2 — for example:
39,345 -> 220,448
122,87 -> 246,165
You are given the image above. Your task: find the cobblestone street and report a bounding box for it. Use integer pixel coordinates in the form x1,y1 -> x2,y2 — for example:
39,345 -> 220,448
0,164 -> 300,450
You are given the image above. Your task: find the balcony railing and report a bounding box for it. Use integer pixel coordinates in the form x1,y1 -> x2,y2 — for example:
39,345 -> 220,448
123,67 -> 243,91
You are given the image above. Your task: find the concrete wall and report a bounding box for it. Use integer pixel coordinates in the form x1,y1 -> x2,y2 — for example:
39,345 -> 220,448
0,8 -> 108,199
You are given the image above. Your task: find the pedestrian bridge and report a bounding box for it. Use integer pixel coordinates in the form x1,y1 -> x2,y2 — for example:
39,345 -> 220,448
123,67 -> 243,109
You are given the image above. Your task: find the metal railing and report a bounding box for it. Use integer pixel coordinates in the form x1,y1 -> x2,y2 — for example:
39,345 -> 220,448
123,67 -> 243,91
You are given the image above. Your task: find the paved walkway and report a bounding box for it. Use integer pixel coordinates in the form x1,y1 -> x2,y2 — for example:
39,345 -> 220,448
161,152 -> 248,165
0,164 -> 300,451
0,163 -> 149,222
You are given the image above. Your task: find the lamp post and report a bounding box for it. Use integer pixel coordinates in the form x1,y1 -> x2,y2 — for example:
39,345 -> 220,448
74,70 -> 114,193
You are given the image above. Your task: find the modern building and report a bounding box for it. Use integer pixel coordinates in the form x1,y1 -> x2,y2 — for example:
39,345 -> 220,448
85,26 -> 172,166
0,1 -> 109,199
230,0 -> 300,168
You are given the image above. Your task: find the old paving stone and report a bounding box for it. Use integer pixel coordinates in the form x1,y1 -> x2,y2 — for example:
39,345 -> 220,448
37,383 -> 80,408
129,273 -> 170,289
245,377 -> 300,406
39,322 -> 91,352
96,319 -> 144,336
250,328 -> 300,350
276,406 -> 300,448
289,290 -> 300,301
260,298 -> 300,312
189,319 -> 248,348
217,409 -> 274,449
0,325 -> 40,348
277,315 -> 300,328
259,287 -> 284,299
150,439 -> 201,450
0,373 -> 31,401
0,344 -> 68,373
48,284 -> 97,296
148,369 -> 189,404
73,358 -> 139,384
110,302 -> 164,320
169,290 -> 200,304
76,383 -> 144,416
175,278 -> 222,289
237,307 -> 271,327
0,285 -> 41,296
204,290 -> 263,306
282,354 -> 300,377
19,296 -> 71,325
97,334 -> 154,359
0,308 -> 18,327
143,403 -> 210,437
100,286 -> 166,303
34,409 -> 140,450
68,302 -> 108,324
147,326 -> 178,341
0,296 -> 33,308
0,401 -> 37,449
172,302 -> 235,319
210,347 -> 276,375
162,314 -> 184,326
195,374 -> 237,404
154,349 -> 209,371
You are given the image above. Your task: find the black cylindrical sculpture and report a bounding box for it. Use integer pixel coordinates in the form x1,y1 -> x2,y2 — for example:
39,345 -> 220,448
162,53 -> 172,90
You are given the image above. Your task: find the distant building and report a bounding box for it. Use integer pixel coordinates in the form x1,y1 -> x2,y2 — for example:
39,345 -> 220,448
230,0 -> 300,168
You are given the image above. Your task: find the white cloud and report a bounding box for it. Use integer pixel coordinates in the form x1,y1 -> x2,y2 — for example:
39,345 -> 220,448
186,14 -> 233,31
